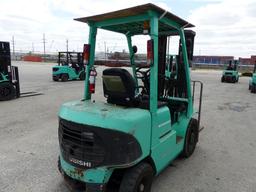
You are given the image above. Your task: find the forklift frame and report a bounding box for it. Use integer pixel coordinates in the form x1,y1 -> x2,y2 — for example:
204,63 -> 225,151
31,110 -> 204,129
0,41 -> 20,100
58,3 -> 203,191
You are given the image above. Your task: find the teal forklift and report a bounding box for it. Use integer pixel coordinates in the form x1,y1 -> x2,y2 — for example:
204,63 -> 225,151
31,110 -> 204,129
57,4 -> 203,192
52,52 -> 85,81
249,61 -> 256,93
221,60 -> 239,83
0,41 -> 20,101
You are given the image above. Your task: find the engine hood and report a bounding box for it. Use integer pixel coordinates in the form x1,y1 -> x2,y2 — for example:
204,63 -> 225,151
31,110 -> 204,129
59,100 -> 151,134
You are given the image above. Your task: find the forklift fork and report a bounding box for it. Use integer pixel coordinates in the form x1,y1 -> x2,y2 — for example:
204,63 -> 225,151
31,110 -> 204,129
10,66 -> 20,98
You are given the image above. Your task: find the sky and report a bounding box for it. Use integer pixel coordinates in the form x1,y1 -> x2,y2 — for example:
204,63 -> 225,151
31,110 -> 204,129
0,0 -> 256,57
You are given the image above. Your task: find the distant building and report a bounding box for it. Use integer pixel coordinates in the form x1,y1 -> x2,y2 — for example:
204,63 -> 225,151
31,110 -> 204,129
239,55 -> 256,65
193,55 -> 234,65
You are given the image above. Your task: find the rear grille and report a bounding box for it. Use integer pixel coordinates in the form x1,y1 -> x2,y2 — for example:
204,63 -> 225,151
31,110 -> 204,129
225,72 -> 233,75
58,118 -> 142,168
53,68 -> 59,72
59,120 -> 106,168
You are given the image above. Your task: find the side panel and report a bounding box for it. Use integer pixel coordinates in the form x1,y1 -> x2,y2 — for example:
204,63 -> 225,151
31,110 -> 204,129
252,74 -> 256,84
53,66 -> 78,79
151,109 -> 190,174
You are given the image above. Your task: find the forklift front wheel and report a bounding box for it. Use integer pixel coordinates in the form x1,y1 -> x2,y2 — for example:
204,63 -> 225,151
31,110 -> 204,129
61,74 -> 69,82
181,118 -> 199,158
0,82 -> 16,101
119,162 -> 154,192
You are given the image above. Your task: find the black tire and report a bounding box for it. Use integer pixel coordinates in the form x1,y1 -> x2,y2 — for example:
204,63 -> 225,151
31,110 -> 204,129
57,157 -> 61,173
79,71 -> 85,80
53,76 -> 59,81
0,82 -> 16,101
58,157 -> 86,191
221,76 -> 224,82
119,163 -> 154,192
251,85 -> 256,93
61,74 -> 69,82
231,76 -> 236,83
249,84 -> 251,90
181,118 -> 199,158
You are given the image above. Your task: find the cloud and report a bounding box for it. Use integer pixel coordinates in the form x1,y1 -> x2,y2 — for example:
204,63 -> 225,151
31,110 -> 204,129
0,0 -> 170,54
2,0 -> 255,58
188,0 -> 256,57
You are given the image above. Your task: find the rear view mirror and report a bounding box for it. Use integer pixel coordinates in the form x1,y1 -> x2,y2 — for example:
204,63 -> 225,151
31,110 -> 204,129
132,46 -> 138,54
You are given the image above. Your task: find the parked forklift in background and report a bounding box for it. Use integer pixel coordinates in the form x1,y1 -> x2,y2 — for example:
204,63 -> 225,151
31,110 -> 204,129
0,41 -> 20,101
57,4 -> 203,192
52,52 -> 85,81
249,61 -> 256,93
221,60 -> 239,83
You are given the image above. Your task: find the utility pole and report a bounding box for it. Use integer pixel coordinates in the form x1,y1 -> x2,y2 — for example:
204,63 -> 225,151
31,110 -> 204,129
32,43 -> 34,53
12,36 -> 15,57
66,39 -> 69,52
104,41 -> 107,61
66,39 -> 69,64
42,33 -> 46,59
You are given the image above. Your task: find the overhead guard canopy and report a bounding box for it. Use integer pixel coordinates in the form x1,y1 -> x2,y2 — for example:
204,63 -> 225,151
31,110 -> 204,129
74,3 -> 194,36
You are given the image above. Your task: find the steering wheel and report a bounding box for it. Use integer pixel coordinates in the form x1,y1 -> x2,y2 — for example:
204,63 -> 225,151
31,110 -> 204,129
136,67 -> 150,79
136,67 -> 150,95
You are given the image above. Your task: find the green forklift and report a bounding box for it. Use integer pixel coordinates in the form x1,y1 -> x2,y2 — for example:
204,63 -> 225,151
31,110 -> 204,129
221,60 -> 239,83
249,61 -> 256,93
52,52 -> 85,81
0,41 -> 20,101
57,4 -> 203,192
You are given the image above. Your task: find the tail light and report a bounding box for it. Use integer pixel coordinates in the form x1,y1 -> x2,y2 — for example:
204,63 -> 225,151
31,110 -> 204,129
83,44 -> 90,65
147,39 -> 154,65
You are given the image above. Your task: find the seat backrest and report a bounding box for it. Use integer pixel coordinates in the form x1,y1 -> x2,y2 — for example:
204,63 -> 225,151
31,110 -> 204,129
102,68 -> 136,104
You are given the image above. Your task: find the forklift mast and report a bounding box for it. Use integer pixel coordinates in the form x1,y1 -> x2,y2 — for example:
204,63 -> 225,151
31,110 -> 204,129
158,30 -> 196,99
0,41 -> 11,79
0,41 -> 20,98
58,52 -> 83,67
234,60 -> 238,71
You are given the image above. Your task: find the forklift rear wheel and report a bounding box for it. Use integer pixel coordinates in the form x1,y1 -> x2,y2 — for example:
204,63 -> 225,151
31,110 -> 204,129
221,77 -> 224,82
53,76 -> 59,81
79,71 -> 85,80
249,85 -> 251,90
251,85 -> 256,93
119,162 -> 154,192
61,74 -> 69,82
0,82 -> 16,101
232,76 -> 236,83
58,157 -> 86,191
181,118 -> 199,158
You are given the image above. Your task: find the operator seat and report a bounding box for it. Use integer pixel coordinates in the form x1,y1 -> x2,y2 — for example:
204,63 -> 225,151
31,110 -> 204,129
103,68 -> 136,106
102,68 -> 167,109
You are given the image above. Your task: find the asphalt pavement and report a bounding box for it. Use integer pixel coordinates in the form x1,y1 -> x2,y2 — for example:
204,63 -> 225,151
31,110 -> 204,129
0,62 -> 255,192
